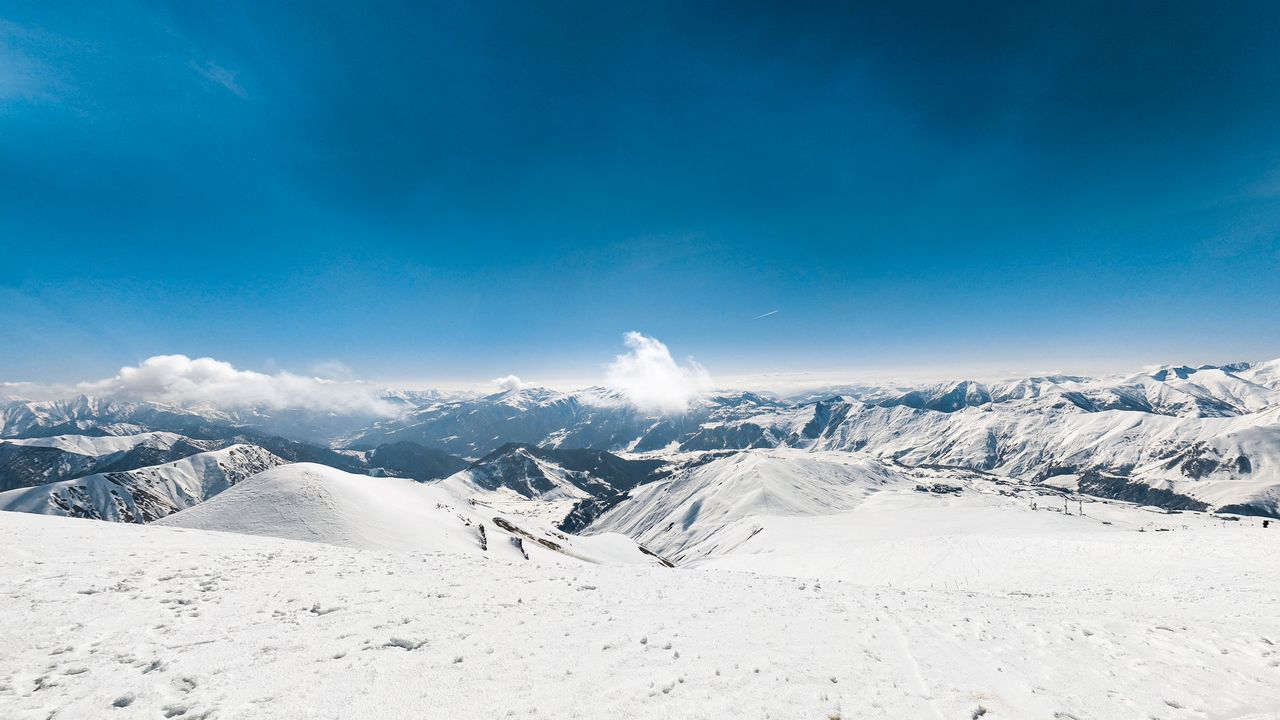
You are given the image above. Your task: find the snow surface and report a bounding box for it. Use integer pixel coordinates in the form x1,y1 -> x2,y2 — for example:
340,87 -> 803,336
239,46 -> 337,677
2,505 -> 1278,719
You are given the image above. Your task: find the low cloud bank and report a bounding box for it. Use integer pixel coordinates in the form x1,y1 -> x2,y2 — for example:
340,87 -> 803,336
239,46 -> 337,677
604,332 -> 712,414
76,355 -> 396,415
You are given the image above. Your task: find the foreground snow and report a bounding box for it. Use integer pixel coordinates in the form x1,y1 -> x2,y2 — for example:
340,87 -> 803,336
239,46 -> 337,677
3,510 -> 1278,719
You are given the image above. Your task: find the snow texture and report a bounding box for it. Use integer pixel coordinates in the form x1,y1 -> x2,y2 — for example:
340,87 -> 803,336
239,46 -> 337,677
1,500 -> 1277,719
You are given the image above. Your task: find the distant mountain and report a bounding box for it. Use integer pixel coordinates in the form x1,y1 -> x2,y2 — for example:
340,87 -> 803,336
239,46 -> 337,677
452,443 -> 667,500
0,427 -> 470,522
346,386 -> 789,456
439,443 -> 670,531
0,425 -> 468,496
348,362 -> 1280,517
365,441 -> 470,481
0,390 -> 469,444
0,444 -> 285,522
0,396 -> 236,440
0,432 -> 219,492
3,360 -> 1279,518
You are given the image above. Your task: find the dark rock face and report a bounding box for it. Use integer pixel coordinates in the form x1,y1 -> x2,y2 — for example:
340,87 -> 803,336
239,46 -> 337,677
366,442 -> 469,481
1076,470 -> 1210,512
1214,502 -> 1279,519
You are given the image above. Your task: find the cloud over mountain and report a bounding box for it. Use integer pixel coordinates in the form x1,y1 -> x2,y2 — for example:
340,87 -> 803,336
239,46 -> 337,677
76,355 -> 396,415
492,375 -> 526,392
604,332 -> 712,414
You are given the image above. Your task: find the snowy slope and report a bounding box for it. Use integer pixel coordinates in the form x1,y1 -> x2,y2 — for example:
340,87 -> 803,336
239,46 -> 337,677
590,449 -> 911,564
589,448 -> 1279,595
1240,357 -> 1280,389
3,507 -> 1279,719
0,444 -> 284,522
157,463 -> 666,566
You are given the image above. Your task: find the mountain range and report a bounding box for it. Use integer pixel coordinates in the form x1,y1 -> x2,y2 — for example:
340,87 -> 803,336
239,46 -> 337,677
4,358 -> 1279,719
2,358 -> 1279,527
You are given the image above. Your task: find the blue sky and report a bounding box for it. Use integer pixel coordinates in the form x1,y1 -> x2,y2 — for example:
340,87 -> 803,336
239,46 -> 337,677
2,1 -> 1279,387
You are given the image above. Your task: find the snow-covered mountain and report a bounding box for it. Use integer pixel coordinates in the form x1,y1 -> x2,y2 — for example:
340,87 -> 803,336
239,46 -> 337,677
586,446 -> 1279,595
588,449 -> 913,564
449,443 -> 656,498
157,462 -> 669,565
437,443 -> 672,530
342,362 -> 1280,516
345,386 -> 789,456
0,444 -> 285,522
0,432 -> 220,492
0,390 -> 458,444
3,359 -> 1280,518
0,396 -> 235,440
805,395 -> 1280,515
0,425 -> 466,492
348,363 -> 1280,455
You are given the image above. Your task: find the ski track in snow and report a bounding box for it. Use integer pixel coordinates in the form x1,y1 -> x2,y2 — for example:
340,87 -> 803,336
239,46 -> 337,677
2,512 -> 1279,720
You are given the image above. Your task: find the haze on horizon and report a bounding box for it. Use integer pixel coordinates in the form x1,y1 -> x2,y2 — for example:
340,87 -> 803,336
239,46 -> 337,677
3,1 -> 1279,385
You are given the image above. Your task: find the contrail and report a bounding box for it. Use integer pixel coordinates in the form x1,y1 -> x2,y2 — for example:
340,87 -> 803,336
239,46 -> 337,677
752,310 -> 779,320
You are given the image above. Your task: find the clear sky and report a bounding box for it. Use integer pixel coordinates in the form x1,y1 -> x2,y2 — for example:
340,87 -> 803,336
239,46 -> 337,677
2,1 -> 1279,387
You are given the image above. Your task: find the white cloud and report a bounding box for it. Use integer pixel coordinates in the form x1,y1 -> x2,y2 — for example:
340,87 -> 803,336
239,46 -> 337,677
492,375 -> 526,392
604,332 -> 712,414
76,355 -> 395,416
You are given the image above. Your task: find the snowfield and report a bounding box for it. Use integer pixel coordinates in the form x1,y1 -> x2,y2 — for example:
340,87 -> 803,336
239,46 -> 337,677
3,495 -> 1278,719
